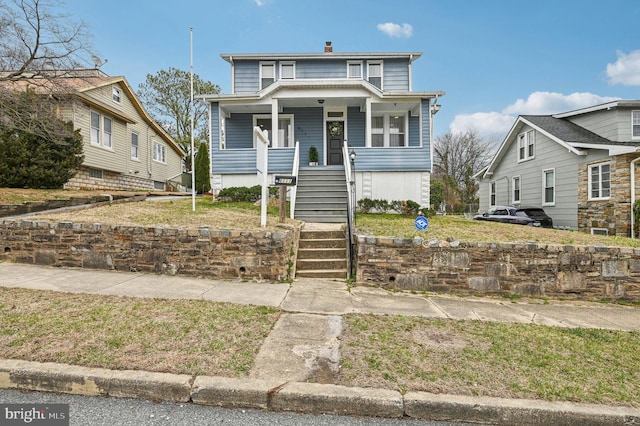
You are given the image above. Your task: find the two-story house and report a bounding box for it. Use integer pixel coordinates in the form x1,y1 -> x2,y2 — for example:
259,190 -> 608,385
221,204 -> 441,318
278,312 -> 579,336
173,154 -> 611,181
476,100 -> 640,237
2,69 -> 185,191
200,42 -> 444,222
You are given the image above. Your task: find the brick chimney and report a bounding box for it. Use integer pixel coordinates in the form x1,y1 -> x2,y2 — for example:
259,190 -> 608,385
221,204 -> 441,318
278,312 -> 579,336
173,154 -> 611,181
324,41 -> 333,53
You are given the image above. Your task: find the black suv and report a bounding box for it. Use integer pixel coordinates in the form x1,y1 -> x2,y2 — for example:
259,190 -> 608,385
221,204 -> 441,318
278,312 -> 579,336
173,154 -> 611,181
473,206 -> 553,228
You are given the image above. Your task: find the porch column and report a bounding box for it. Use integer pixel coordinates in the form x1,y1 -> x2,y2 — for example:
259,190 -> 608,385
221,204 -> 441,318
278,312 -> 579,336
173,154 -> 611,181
365,97 -> 372,147
271,99 -> 279,148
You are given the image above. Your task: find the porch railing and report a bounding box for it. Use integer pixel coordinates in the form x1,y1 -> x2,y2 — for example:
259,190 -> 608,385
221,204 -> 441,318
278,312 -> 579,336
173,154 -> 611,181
289,141 -> 300,219
342,141 -> 356,279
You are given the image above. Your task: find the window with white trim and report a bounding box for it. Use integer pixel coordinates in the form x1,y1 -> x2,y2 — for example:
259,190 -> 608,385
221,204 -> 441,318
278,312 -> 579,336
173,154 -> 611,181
103,117 -> 112,148
367,61 -> 382,89
512,176 -> 521,204
543,169 -> 555,205
112,87 -> 121,103
153,141 -> 166,164
589,162 -> 610,200
90,110 -> 113,149
131,132 -> 139,160
490,182 -> 496,206
260,62 -> 275,89
347,61 -> 362,79
370,113 -> 407,147
633,111 -> 640,139
518,130 -> 535,161
253,114 -> 294,148
280,62 -> 295,80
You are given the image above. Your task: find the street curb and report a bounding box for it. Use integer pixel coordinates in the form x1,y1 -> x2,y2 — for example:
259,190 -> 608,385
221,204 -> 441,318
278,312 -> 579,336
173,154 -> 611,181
2,359 -> 640,425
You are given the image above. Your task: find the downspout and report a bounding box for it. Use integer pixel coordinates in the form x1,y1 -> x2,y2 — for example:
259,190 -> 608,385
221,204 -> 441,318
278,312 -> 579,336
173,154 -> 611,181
630,155 -> 640,238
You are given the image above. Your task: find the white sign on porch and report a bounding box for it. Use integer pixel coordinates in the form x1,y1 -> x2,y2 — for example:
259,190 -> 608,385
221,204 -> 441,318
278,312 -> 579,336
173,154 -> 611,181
254,126 -> 269,227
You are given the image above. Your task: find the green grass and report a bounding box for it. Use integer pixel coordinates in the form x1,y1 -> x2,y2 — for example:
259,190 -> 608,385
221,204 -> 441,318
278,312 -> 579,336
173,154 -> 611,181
339,314 -> 640,405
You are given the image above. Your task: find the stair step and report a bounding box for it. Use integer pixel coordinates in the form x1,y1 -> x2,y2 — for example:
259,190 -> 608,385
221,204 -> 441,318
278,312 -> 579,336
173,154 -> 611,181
297,247 -> 347,259
296,258 -> 347,270
299,238 -> 346,248
295,269 -> 348,279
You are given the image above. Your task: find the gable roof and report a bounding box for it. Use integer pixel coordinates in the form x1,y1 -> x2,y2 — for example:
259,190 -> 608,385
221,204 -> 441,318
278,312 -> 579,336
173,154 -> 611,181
0,73 -> 185,157
480,113 -> 640,178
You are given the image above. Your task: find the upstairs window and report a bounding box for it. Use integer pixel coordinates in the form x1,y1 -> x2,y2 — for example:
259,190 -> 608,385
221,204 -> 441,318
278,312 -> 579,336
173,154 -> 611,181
260,62 -> 275,89
589,162 -> 610,200
347,61 -> 362,79
280,62 -> 295,80
368,62 -> 382,89
518,130 -> 535,161
633,111 -> 640,139
112,87 -> 121,103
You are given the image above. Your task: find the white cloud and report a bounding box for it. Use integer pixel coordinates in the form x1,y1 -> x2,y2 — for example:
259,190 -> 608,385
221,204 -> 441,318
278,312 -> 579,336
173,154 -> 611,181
449,92 -> 620,140
606,50 -> 640,86
377,22 -> 413,39
254,0 -> 265,6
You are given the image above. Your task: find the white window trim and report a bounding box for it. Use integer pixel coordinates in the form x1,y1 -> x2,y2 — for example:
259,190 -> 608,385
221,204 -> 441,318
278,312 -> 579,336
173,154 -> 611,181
591,228 -> 609,236
370,113 -> 408,147
517,130 -> 535,162
252,114 -> 295,148
153,141 -> 167,164
542,168 -> 555,206
103,116 -> 113,149
490,181 -> 496,207
279,61 -> 295,80
632,110 -> 640,140
112,86 -> 121,103
367,61 -> 383,90
347,61 -> 363,79
588,162 -> 611,200
131,132 -> 140,161
90,110 -> 114,150
259,61 -> 275,90
512,176 -> 521,204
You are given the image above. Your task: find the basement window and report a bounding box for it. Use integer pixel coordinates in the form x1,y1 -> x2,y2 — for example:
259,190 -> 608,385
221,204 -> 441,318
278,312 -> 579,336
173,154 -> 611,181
591,228 -> 609,236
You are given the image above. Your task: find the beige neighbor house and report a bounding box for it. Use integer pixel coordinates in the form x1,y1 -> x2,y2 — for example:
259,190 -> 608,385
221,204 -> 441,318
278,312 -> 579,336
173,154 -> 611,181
3,69 -> 185,191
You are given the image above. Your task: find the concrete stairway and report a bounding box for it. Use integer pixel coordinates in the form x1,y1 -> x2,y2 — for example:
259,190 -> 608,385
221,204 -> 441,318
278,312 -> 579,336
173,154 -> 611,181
295,224 -> 348,279
294,167 -> 348,223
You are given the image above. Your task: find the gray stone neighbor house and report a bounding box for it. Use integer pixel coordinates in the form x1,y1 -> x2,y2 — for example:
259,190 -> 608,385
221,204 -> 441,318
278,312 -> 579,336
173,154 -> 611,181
476,100 -> 640,237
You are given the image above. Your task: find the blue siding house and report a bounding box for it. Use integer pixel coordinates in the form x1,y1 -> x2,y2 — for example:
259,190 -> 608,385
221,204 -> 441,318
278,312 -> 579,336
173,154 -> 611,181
201,42 -> 444,221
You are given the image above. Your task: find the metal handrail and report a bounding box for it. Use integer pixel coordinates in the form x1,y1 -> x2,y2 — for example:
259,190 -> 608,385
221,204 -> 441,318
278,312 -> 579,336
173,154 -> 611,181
342,141 -> 356,280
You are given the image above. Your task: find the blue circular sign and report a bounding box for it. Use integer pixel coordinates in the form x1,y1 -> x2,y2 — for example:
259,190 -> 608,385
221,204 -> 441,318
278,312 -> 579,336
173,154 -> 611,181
415,215 -> 429,231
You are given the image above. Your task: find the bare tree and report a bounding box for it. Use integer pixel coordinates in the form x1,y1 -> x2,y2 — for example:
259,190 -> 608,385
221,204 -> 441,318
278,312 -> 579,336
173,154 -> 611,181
138,67 -> 220,171
433,129 -> 493,212
0,0 -> 93,80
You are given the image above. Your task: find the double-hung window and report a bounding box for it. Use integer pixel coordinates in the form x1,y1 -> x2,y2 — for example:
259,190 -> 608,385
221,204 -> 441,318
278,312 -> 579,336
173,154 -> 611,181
260,62 -> 275,89
367,62 -> 382,89
153,141 -> 166,164
512,176 -> 521,204
280,62 -> 295,80
112,87 -> 121,103
518,130 -> 535,161
633,111 -> 640,139
347,61 -> 362,79
90,110 -> 113,149
370,114 -> 407,147
131,132 -> 139,160
589,162 -> 610,200
543,169 -> 555,205
490,182 -> 496,206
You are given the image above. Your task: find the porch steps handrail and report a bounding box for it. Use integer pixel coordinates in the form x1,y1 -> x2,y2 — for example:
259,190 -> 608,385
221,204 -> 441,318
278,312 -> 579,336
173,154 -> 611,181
290,141 -> 300,219
342,141 -> 356,279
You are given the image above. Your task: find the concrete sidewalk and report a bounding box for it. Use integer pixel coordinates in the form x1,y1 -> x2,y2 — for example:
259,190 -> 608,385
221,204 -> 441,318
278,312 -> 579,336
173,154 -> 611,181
1,263 -> 640,424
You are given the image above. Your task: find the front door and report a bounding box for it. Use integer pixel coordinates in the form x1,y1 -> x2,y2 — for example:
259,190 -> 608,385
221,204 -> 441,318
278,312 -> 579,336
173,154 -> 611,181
327,121 -> 344,165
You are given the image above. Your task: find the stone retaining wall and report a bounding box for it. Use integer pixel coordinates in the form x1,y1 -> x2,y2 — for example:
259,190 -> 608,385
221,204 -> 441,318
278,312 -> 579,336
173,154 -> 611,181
356,236 -> 640,302
0,219 -> 299,282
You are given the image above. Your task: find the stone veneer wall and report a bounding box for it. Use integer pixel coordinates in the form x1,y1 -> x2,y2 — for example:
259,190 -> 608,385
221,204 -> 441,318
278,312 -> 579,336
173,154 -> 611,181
577,154 -> 640,237
0,219 -> 299,282
356,236 -> 640,302
65,166 -> 155,192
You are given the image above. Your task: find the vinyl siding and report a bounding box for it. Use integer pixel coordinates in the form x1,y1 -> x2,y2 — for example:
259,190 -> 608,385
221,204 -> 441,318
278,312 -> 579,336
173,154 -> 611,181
381,58 -> 410,92
233,60 -> 259,93
347,107 -> 365,148
567,108 -> 635,142
295,59 -> 347,79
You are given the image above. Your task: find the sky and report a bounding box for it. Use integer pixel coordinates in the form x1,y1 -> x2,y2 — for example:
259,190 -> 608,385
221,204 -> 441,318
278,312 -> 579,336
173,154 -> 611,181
60,0 -> 640,146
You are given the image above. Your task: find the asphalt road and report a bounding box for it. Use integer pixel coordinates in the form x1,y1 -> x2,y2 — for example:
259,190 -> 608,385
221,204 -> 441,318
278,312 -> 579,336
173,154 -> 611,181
0,389 -> 473,426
